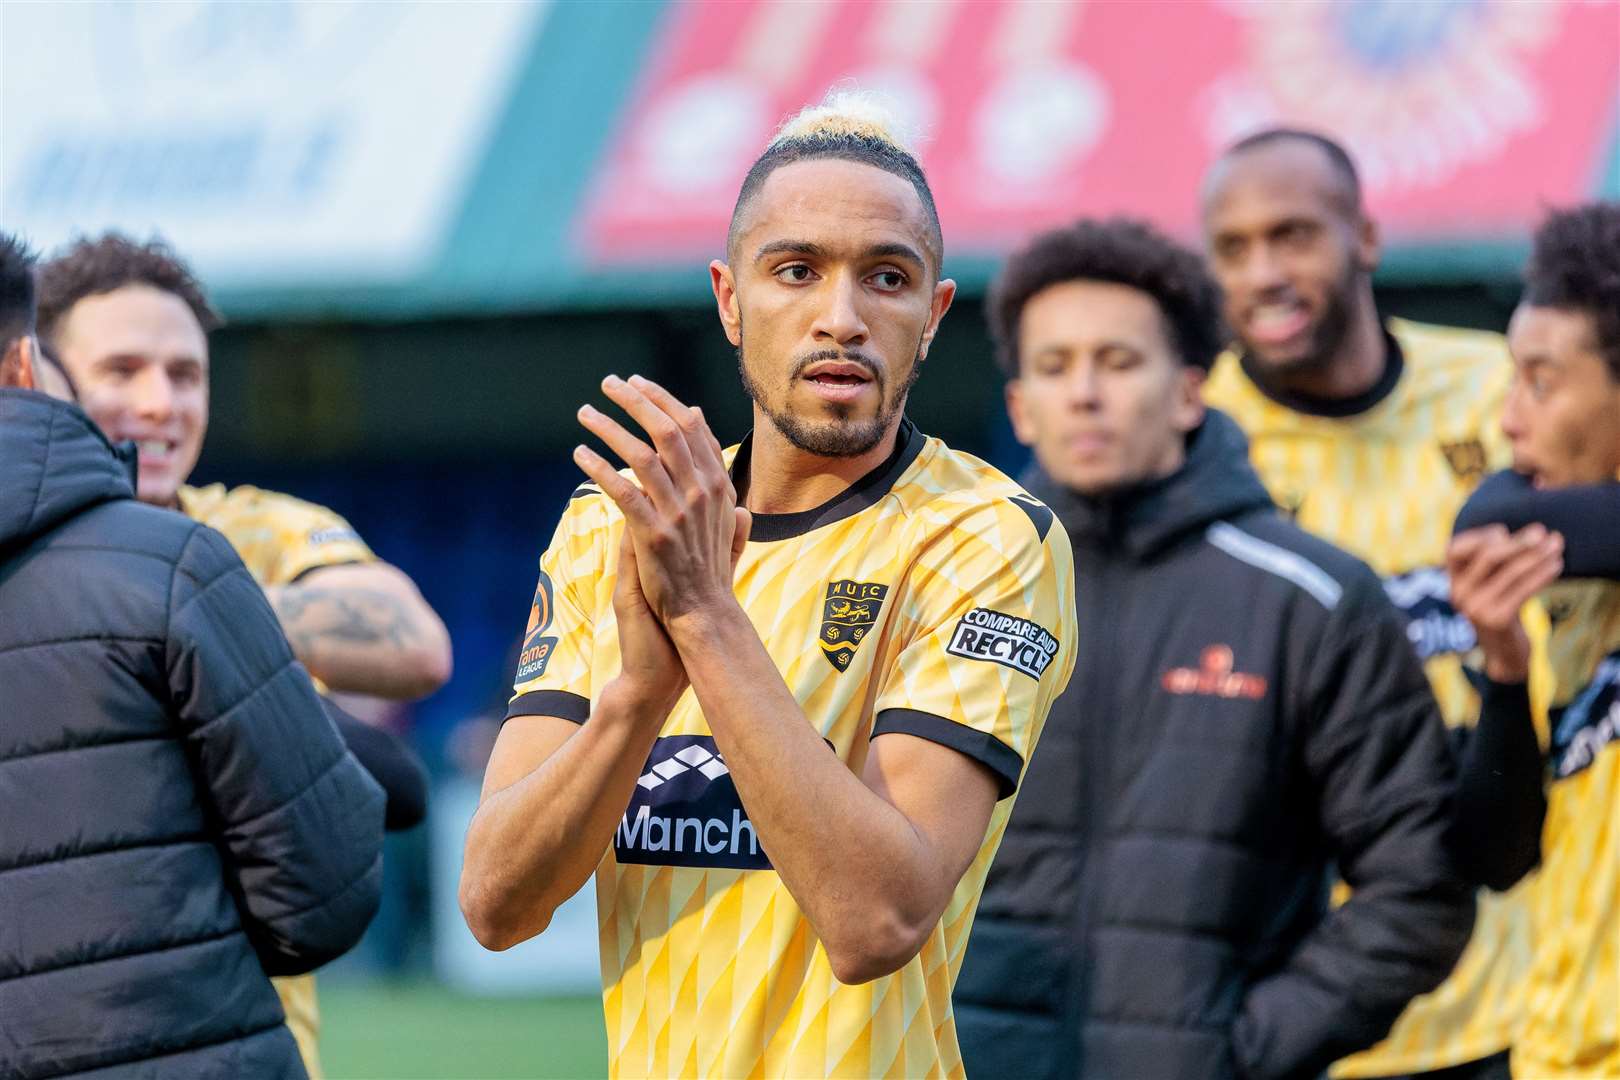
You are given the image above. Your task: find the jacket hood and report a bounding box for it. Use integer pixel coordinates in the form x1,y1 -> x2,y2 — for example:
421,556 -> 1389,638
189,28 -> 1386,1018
0,389 -> 136,549
1022,408 -> 1275,560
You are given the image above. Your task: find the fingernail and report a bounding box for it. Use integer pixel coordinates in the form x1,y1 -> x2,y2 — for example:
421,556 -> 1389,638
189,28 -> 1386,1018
628,374 -> 646,387
604,374 -> 622,387
579,404 -> 597,418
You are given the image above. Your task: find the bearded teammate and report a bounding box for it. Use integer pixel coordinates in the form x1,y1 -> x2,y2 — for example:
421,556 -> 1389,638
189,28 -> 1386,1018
460,97 -> 1076,1079
35,234 -> 452,1078
1200,130 -> 1521,1080
1448,203 -> 1620,1077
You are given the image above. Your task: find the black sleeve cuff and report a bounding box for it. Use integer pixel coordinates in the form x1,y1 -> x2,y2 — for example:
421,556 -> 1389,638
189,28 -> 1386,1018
505,690 -> 591,725
872,708 -> 1023,800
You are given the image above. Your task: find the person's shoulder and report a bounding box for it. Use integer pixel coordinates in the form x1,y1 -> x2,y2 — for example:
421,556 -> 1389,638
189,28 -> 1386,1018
183,483 -> 344,526
1390,317 -> 1512,373
1202,349 -> 1266,410
1202,509 -> 1385,614
50,497 -> 203,562
895,438 -> 1063,553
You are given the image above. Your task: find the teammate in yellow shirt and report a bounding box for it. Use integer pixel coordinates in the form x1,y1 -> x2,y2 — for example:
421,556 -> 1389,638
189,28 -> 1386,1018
460,96 -> 1076,1079
1448,202 -> 1620,1078
1200,130 -> 1516,1080
37,233 -> 451,1078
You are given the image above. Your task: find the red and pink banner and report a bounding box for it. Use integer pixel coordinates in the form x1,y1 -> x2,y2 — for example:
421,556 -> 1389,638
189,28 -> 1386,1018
579,0 -> 1619,264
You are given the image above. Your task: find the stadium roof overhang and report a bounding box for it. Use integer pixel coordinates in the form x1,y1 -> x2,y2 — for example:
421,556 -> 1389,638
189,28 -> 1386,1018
4,0 -> 1616,322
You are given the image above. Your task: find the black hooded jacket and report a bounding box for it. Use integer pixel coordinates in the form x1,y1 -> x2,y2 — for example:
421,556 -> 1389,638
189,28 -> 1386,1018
0,390 -> 385,1079
954,411 -> 1474,1080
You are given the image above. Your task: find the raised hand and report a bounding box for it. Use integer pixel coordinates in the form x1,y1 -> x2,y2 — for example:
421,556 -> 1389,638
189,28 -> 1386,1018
573,375 -> 751,630
1448,523 -> 1564,683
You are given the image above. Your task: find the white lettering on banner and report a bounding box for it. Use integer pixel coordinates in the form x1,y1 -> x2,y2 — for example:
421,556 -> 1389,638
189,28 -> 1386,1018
946,607 -> 1060,680
0,1 -> 546,286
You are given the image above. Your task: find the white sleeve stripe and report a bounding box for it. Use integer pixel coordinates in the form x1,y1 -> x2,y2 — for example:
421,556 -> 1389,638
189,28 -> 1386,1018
1205,522 -> 1343,611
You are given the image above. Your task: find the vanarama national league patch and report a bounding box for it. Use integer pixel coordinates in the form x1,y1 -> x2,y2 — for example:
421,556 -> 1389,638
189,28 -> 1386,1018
515,570 -> 559,682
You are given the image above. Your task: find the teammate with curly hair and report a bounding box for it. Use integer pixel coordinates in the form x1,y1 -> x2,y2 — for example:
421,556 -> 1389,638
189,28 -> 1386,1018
1448,202 -> 1620,1078
954,216 -> 1472,1080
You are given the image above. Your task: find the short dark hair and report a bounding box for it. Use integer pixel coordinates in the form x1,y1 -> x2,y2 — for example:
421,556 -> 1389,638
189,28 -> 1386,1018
1221,127 -> 1363,216
36,233 -> 221,353
728,98 -> 943,272
0,233 -> 38,353
987,217 -> 1225,379
1522,202 -> 1620,382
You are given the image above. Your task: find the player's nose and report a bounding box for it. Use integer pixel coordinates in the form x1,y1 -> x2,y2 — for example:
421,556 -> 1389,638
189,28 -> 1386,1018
130,367 -> 175,421
811,272 -> 869,348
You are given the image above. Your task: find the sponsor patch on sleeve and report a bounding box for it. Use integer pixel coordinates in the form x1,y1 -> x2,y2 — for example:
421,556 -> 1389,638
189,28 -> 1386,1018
514,570 -> 559,683
308,525 -> 362,546
945,607 -> 1060,680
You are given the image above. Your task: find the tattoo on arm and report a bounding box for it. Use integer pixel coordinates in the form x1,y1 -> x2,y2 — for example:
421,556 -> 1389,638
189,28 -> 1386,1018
271,586 -> 422,658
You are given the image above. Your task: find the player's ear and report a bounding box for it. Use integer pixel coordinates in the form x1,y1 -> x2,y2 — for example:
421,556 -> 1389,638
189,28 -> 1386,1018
1173,363 -> 1207,434
918,277 -> 956,361
1356,214 -> 1381,275
0,336 -> 37,390
711,260 -> 742,347
1005,377 -> 1036,447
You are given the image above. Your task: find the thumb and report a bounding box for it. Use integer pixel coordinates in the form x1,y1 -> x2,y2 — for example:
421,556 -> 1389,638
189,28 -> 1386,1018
730,507 -> 752,571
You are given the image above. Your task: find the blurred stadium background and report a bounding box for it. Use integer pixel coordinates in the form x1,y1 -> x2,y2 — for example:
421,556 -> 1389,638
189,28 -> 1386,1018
3,1 -> 1616,1076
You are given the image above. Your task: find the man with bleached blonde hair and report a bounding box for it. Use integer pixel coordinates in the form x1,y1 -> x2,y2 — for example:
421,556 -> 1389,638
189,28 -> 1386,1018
461,95 -> 1077,1078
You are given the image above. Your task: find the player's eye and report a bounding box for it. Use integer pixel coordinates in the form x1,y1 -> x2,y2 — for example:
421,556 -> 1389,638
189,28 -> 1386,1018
1277,221 -> 1317,248
775,264 -> 816,284
868,269 -> 908,292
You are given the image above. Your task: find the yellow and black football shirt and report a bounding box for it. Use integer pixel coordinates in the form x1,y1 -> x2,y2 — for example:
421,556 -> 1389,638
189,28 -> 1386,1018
1514,581 -> 1620,1077
1204,318 -> 1522,1075
507,421 -> 1077,1079
177,482 -> 377,1080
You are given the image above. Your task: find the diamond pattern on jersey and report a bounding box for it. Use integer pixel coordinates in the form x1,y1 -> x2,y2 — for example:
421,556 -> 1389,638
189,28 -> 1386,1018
637,744 -> 730,790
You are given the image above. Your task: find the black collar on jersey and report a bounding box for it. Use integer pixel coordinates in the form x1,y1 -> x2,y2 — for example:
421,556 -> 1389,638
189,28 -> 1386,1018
1238,325 -> 1406,419
730,417 -> 925,542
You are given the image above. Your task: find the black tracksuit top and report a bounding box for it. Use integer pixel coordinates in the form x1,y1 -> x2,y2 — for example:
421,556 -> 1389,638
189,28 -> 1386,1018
954,410 -> 1475,1080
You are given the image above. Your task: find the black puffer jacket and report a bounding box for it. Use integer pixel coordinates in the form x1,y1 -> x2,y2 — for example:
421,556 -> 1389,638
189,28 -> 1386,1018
0,390 -> 385,1079
955,411 -> 1474,1080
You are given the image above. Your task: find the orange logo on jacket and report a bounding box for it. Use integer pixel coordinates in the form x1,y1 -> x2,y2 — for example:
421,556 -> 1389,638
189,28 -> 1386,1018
1161,645 -> 1267,700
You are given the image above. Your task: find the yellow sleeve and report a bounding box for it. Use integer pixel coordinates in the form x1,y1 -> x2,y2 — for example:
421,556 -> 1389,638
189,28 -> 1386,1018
507,488 -> 610,724
872,502 -> 1078,798
258,497 -> 375,586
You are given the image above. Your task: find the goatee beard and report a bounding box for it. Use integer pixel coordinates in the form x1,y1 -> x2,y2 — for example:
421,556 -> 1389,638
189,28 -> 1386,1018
737,345 -> 922,459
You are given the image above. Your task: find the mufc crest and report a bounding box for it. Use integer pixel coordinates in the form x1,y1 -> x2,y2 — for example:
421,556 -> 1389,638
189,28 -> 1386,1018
820,580 -> 889,672
1439,439 -> 1488,482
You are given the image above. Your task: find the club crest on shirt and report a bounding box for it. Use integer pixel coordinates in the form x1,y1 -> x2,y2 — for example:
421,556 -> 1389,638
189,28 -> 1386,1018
1439,439 -> 1488,483
515,570 -> 558,682
819,580 -> 889,672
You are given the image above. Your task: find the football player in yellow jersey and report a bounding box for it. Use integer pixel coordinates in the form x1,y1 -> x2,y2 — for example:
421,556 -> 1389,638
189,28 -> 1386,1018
36,233 -> 449,1077
1200,130 -> 1522,1080
1448,202 -> 1620,1078
461,95 -> 1077,1079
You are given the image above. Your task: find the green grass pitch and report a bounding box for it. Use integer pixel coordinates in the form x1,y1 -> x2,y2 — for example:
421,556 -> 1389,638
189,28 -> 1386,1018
319,982 -> 608,1079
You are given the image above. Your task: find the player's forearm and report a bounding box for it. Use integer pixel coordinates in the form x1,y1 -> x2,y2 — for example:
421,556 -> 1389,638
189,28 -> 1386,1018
268,569 -> 452,699
461,682 -> 664,950
669,604 -> 951,983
